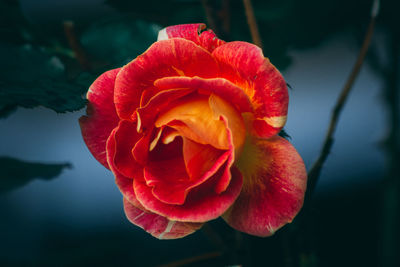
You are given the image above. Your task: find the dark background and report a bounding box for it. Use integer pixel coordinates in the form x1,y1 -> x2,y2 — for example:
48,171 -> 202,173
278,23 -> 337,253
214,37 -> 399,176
0,0 -> 399,266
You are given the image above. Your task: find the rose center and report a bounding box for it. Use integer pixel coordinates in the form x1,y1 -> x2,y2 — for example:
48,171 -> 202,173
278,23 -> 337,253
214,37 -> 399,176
154,94 -> 245,157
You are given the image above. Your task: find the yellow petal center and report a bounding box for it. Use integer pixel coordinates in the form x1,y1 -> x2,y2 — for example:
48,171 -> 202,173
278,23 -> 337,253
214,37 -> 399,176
155,94 -> 245,155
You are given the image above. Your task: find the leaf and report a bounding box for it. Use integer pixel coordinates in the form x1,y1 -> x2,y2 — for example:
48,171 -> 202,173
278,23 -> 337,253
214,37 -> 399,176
0,0 -> 33,44
0,43 -> 88,118
0,156 -> 71,193
105,0 -> 204,26
80,18 -> 161,68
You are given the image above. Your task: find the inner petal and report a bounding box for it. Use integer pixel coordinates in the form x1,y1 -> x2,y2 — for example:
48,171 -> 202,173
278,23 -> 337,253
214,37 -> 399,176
155,95 -> 229,150
144,136 -> 229,205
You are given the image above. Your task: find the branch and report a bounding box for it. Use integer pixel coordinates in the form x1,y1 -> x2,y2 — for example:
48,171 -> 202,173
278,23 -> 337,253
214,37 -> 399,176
306,0 -> 380,199
242,0 -> 263,49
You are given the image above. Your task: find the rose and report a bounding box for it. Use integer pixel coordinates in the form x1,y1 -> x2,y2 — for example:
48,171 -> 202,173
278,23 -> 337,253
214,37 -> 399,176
80,23 -> 307,239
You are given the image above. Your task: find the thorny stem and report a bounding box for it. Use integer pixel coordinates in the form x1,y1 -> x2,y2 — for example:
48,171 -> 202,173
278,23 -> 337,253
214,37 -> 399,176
306,0 -> 380,200
63,21 -> 91,71
242,0 -> 263,49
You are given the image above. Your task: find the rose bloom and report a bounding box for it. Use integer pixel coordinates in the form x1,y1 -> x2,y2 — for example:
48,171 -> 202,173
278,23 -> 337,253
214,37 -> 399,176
80,24 -> 307,239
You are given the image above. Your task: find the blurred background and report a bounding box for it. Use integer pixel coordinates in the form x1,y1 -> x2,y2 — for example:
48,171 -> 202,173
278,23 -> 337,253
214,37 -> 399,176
0,0 -> 399,266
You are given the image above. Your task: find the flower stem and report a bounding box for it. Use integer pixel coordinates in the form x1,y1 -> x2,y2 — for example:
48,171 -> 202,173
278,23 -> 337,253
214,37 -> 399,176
242,0 -> 263,49
306,0 -> 380,200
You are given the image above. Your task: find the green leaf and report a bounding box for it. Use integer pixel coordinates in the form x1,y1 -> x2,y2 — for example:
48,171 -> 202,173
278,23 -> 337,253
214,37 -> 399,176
80,18 -> 161,68
0,43 -> 88,118
0,156 -> 71,194
0,0 -> 33,44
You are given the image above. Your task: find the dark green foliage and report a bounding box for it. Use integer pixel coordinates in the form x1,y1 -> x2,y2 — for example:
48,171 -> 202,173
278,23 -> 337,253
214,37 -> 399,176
80,18 -> 160,69
0,0 -> 90,118
0,157 -> 71,193
0,44 -> 87,118
0,0 -> 33,44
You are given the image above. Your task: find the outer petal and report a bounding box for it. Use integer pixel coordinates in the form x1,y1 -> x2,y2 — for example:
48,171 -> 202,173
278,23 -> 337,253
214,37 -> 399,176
113,165 -> 202,239
157,23 -> 225,53
134,166 -> 243,222
110,120 -> 143,178
123,198 -> 203,239
114,38 -> 219,119
212,42 -> 288,138
108,129 -> 202,239
79,68 -> 121,168
223,136 -> 307,236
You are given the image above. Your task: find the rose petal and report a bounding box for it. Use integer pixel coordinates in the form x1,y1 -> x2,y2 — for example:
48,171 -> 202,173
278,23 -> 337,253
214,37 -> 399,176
155,95 -> 229,150
136,88 -> 195,132
106,120 -> 143,178
115,172 -> 142,207
154,76 -> 252,113
223,136 -> 307,237
157,23 -> 225,53
182,137 -> 226,180
134,165 -> 243,222
110,138 -> 200,239
79,68 -> 121,168
116,173 -> 202,239
208,94 -> 246,154
143,137 -> 230,205
114,38 -> 219,119
212,116 -> 235,194
212,41 -> 288,138
123,198 -> 203,239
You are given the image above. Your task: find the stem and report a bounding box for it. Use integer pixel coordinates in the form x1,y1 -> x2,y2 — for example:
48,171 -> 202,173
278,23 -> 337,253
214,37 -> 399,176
380,33 -> 400,267
242,0 -> 263,49
220,0 -> 231,39
306,0 -> 380,199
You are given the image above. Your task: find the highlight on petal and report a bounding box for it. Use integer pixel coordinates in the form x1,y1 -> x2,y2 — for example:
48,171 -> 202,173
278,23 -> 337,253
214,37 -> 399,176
212,41 -> 288,138
114,38 -> 219,119
79,68 -> 121,168
223,136 -> 307,237
157,23 -> 225,53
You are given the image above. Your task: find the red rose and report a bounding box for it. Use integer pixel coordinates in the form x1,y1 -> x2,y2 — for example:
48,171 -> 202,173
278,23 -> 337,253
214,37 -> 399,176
80,24 -> 307,239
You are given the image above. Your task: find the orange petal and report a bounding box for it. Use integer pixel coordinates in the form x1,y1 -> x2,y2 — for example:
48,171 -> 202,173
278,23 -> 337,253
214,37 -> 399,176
155,95 -> 230,150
